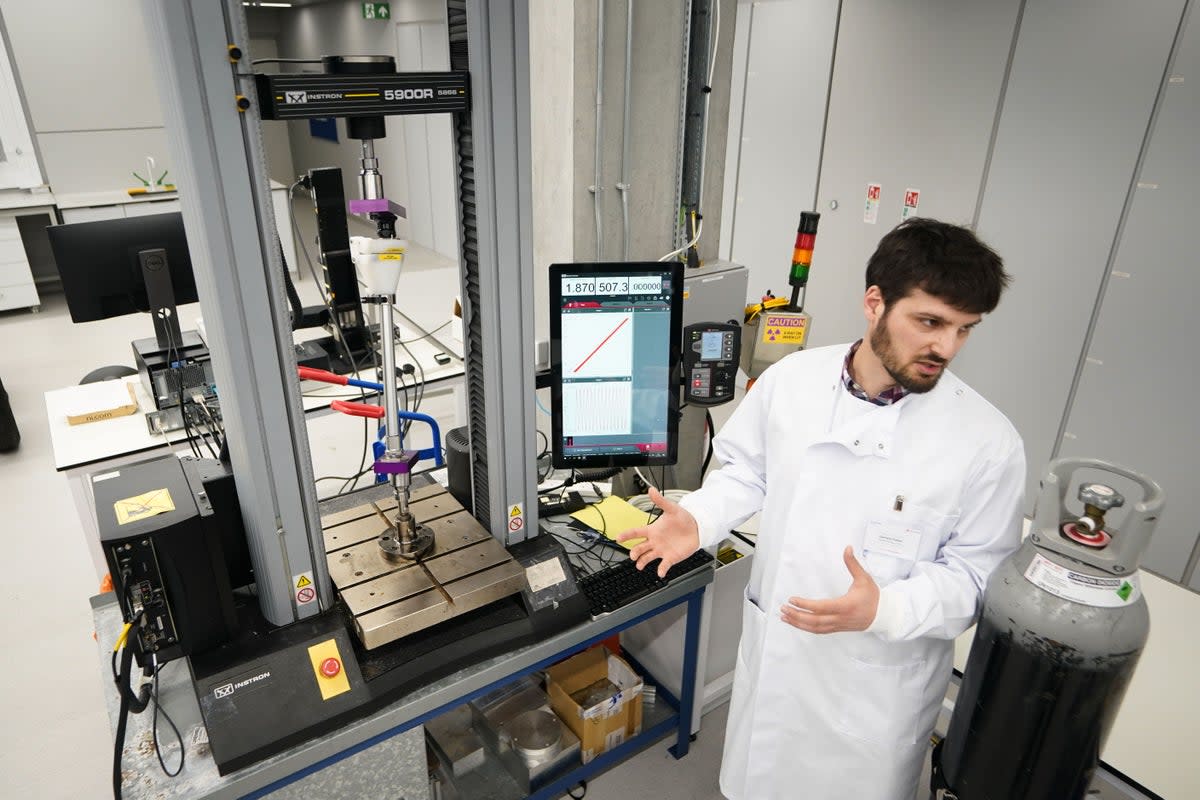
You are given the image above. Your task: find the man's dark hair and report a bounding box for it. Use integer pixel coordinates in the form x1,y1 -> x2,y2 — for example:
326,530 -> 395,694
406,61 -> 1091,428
865,218 -> 1010,313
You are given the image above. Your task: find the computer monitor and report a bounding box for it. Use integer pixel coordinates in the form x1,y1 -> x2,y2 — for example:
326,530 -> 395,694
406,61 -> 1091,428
549,262 -> 684,469
48,212 -> 197,348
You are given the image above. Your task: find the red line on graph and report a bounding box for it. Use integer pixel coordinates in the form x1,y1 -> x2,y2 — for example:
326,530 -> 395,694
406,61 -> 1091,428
573,317 -> 629,373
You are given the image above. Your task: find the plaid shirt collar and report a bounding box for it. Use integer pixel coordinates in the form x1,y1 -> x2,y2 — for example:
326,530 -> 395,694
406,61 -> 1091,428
842,339 -> 909,406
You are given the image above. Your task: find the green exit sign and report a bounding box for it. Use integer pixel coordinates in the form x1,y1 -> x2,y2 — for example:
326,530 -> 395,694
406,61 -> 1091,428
362,2 -> 390,19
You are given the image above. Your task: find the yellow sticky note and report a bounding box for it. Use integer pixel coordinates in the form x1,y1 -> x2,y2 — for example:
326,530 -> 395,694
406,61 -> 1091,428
569,495 -> 655,549
114,489 -> 175,525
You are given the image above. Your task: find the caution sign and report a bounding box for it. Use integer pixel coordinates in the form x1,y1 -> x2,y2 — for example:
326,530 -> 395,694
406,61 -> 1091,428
761,314 -> 808,346
293,572 -> 317,606
508,502 -> 525,534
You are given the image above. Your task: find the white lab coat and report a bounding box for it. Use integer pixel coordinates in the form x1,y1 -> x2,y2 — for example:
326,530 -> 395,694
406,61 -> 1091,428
680,344 -> 1025,800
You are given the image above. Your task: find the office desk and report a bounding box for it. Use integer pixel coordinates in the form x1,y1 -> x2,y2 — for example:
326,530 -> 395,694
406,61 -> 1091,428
97,564 -> 711,799
46,337 -> 465,581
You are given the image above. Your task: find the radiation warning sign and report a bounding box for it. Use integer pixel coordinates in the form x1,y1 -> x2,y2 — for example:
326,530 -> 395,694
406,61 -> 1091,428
508,502 -> 525,534
761,314 -> 808,346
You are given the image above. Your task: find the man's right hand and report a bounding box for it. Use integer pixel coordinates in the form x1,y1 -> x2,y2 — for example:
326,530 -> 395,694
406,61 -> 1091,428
617,487 -> 700,578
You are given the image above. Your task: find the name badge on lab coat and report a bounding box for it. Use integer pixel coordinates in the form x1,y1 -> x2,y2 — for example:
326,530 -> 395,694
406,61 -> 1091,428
864,520 -> 922,562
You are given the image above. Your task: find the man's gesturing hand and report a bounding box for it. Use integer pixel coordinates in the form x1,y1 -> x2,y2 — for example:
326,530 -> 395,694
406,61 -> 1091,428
616,487 -> 700,578
780,546 -> 880,634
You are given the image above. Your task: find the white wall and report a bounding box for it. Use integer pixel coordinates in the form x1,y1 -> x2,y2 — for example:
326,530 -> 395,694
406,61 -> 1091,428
721,0 -> 838,305
269,0 -> 450,249
0,0 -> 172,195
249,37 -> 299,186
529,0 -> 574,348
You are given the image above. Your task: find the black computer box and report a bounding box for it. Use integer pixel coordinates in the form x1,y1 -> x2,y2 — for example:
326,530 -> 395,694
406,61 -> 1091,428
95,454 -> 237,666
133,330 -> 217,432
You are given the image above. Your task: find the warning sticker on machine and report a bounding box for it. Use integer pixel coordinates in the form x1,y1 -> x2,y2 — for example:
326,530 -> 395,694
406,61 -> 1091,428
293,572 -> 317,606
508,502 -> 525,535
761,314 -> 807,345
1023,553 -> 1141,608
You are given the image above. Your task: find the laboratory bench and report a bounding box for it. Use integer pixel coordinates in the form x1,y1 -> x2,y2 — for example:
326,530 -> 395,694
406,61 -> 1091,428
97,546 -> 711,799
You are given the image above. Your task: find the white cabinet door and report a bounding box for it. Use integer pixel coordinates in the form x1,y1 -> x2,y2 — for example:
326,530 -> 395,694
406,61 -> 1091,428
61,205 -> 125,224
123,198 -> 181,217
0,214 -> 35,310
808,0 -> 1023,348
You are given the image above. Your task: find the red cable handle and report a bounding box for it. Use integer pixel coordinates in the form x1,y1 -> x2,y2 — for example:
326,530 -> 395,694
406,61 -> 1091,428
330,400 -> 385,419
298,366 -> 348,385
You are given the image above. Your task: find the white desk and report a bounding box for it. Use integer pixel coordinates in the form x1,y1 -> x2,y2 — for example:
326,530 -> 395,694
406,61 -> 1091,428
46,329 -> 465,581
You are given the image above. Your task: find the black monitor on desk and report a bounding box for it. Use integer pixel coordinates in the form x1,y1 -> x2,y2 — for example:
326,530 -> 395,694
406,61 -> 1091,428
49,212 -> 214,431
49,212 -> 197,348
549,262 -> 684,469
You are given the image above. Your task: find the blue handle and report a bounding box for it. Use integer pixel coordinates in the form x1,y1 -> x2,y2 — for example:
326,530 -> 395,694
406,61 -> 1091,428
371,410 -> 444,483
347,376 -> 384,391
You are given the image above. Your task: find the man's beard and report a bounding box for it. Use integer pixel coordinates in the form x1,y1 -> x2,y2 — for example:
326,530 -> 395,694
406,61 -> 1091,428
869,317 -> 947,394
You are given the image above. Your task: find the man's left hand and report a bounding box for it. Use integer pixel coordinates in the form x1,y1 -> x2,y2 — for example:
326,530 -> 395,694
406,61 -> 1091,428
780,546 -> 880,634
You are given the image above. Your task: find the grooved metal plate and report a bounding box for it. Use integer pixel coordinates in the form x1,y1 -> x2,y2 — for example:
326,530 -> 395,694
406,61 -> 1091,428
354,559 -> 528,649
320,482 -> 448,528
323,490 -> 464,552
327,511 -> 491,586
324,494 -> 527,650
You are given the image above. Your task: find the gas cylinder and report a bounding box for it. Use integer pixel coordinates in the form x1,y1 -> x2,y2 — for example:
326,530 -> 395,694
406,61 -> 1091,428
934,457 -> 1165,800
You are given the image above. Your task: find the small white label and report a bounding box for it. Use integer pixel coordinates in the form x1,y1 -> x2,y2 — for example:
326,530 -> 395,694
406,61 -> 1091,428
902,188 -> 921,220
1023,553 -> 1141,607
864,183 -> 882,224
190,724 -> 209,745
92,471 -> 121,483
605,728 -> 626,751
525,558 -> 566,593
293,572 -> 317,606
508,502 -> 525,535
864,520 -> 922,561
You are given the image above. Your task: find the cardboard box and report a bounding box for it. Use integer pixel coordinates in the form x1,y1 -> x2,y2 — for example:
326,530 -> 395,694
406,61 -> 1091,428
64,380 -> 138,425
546,646 -> 643,764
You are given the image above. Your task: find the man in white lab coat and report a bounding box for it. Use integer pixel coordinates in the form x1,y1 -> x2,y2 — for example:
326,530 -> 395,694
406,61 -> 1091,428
620,218 -> 1026,799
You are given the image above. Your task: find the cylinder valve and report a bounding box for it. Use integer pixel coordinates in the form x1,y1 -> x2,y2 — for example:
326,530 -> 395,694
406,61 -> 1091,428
1061,482 -> 1125,548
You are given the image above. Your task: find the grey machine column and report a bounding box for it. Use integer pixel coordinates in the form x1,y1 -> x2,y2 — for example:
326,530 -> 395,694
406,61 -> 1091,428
452,0 -> 540,542
140,0 -> 330,624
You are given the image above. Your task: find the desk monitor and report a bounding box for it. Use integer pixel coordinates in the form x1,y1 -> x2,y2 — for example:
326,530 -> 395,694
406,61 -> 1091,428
48,212 -> 197,349
550,262 -> 684,469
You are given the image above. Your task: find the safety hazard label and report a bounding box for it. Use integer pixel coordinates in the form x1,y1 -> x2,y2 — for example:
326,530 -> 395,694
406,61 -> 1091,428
761,315 -> 807,346
1023,553 -> 1140,608
293,572 -> 317,606
508,502 -> 525,535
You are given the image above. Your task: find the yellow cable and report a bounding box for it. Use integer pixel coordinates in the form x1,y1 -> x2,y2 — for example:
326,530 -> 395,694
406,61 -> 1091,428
114,621 -> 133,652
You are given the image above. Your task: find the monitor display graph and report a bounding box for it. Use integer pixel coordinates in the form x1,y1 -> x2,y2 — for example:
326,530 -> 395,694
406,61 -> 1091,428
562,312 -> 632,379
561,380 -> 632,437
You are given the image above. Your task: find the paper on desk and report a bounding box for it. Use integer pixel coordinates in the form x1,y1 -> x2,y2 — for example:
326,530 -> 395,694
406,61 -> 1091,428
569,495 -> 654,549
63,380 -> 139,425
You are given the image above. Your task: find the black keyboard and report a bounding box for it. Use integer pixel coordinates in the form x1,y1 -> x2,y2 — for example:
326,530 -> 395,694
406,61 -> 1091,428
577,550 -> 715,616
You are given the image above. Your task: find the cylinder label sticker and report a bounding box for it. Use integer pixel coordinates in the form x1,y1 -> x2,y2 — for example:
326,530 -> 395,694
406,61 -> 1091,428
1023,553 -> 1141,607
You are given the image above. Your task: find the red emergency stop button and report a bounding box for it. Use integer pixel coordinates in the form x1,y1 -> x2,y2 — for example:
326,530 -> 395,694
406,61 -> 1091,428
320,657 -> 341,678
